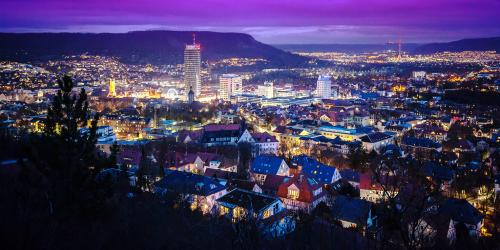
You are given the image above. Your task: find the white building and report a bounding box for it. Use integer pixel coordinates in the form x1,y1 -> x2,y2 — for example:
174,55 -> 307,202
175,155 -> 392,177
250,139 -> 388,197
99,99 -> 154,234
412,71 -> 426,80
184,38 -> 201,97
315,75 -> 332,99
256,81 -> 274,98
219,74 -> 242,101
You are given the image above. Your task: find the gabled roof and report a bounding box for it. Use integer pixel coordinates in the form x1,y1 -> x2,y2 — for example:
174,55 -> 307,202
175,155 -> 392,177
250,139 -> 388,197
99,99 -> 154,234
155,170 -> 226,196
251,155 -> 285,175
178,130 -> 202,142
277,174 -> 324,203
422,162 -> 454,181
117,146 -> 142,166
216,188 -> 279,212
331,195 -> 372,226
229,179 -> 260,192
359,173 -> 383,191
251,132 -> 278,143
204,168 -> 237,180
261,175 -> 287,193
204,124 -> 241,132
401,136 -> 441,149
360,132 -> 393,143
201,124 -> 242,143
439,198 -> 483,225
292,155 -> 337,184
339,169 -> 360,183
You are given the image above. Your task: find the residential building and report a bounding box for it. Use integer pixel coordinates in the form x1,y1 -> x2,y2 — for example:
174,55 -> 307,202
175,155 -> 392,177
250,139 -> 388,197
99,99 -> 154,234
291,155 -> 341,184
277,174 -> 326,212
154,170 -> 227,214
330,195 -> 377,233
251,155 -> 290,185
360,132 -> 395,153
200,124 -> 243,147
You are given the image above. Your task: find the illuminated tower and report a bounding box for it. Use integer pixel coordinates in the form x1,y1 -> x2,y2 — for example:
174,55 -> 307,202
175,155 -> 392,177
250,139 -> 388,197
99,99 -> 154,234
184,34 -> 201,98
397,39 -> 402,62
108,79 -> 116,97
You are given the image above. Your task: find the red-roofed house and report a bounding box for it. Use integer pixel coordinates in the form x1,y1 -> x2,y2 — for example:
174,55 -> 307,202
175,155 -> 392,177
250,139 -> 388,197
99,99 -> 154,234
359,173 -> 398,203
164,151 -> 236,174
277,174 -> 326,212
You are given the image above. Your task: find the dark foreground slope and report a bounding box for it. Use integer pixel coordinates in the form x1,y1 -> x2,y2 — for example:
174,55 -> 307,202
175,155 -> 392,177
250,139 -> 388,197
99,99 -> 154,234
0,30 -> 307,66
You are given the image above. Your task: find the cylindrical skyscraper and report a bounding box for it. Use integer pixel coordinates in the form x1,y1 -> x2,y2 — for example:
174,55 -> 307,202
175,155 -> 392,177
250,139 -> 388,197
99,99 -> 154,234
184,34 -> 201,98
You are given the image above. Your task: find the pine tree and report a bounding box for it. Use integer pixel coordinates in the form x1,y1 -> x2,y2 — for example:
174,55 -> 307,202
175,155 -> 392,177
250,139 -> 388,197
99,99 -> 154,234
23,75 -> 106,218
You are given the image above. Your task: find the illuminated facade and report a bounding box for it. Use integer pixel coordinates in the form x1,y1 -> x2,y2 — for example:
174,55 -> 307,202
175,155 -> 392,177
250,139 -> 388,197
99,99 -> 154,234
256,81 -> 274,98
108,79 -> 116,97
315,75 -> 332,99
219,74 -> 242,101
184,36 -> 201,97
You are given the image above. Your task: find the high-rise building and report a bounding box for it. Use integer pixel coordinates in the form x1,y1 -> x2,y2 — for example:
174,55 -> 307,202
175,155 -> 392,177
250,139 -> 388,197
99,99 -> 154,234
315,75 -> 331,99
412,71 -> 426,80
219,74 -> 242,101
184,34 -> 201,98
108,79 -> 116,97
256,81 -> 274,98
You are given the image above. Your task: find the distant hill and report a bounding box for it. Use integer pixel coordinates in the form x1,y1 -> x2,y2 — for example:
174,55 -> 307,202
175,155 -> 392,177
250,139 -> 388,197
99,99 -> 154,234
275,43 -> 421,53
0,31 -> 307,66
413,37 -> 500,54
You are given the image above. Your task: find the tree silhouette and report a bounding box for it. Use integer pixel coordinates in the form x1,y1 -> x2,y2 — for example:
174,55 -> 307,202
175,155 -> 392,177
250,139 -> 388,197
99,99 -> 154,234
21,75 -> 108,218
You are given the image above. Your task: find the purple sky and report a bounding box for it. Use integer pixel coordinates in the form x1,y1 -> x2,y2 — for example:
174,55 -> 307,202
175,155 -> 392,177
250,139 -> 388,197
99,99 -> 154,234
1,0 -> 499,44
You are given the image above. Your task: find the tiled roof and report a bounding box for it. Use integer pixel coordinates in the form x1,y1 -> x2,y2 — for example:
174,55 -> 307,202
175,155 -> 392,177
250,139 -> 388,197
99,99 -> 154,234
401,137 -> 441,149
292,155 -> 337,184
277,174 -> 324,203
155,170 -> 226,196
217,188 -> 278,212
204,168 -> 237,180
439,198 -> 483,225
204,124 -> 240,132
251,132 -> 278,143
422,162 -> 454,181
331,195 -> 372,226
339,169 -> 360,183
251,156 -> 285,175
360,132 -> 393,143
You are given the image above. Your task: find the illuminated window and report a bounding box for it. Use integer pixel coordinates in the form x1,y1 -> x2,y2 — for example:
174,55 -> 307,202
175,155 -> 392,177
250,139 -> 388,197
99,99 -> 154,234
288,189 -> 299,199
263,209 -> 271,219
220,206 -> 229,216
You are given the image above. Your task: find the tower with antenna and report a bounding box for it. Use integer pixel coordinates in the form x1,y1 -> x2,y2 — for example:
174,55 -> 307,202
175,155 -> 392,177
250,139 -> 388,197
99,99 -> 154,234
386,39 -> 403,62
397,39 -> 402,62
184,33 -> 201,98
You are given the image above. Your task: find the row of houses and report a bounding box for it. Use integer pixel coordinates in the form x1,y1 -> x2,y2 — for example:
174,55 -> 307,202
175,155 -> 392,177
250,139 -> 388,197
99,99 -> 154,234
180,123 -> 279,156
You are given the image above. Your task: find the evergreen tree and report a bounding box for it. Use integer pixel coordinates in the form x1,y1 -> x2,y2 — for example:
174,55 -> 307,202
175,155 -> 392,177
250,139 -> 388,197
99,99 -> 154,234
22,75 -> 107,218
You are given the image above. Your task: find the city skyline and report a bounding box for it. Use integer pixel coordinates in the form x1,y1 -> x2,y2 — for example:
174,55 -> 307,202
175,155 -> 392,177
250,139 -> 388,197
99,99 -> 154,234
1,0 -> 500,44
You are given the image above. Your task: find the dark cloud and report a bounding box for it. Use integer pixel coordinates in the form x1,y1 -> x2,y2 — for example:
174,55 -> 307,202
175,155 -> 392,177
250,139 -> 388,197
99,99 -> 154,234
1,0 -> 499,43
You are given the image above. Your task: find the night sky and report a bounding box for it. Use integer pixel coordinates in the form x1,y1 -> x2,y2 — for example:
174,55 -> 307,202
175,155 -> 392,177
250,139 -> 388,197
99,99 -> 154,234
1,0 -> 499,44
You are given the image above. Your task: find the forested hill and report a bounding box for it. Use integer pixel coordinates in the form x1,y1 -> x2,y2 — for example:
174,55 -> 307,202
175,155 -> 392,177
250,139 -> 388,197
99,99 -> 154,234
0,30 -> 308,66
